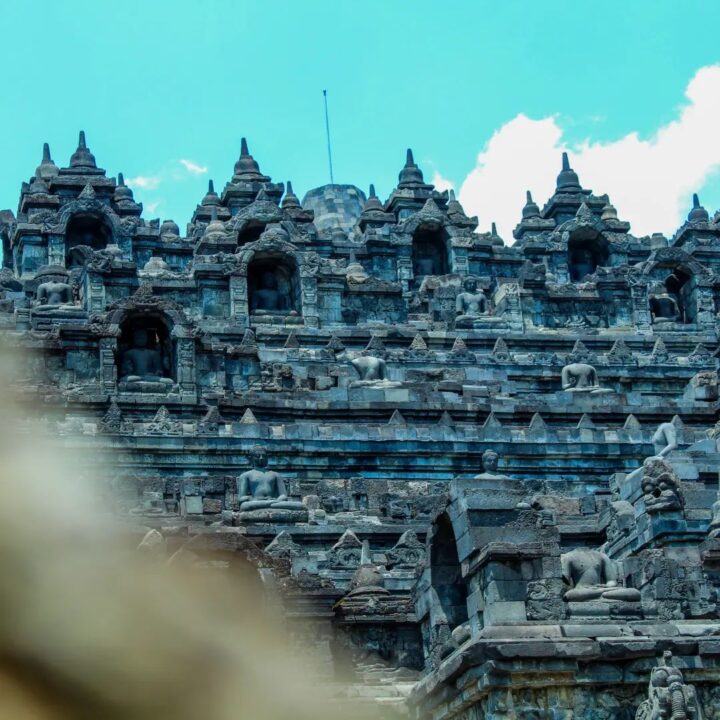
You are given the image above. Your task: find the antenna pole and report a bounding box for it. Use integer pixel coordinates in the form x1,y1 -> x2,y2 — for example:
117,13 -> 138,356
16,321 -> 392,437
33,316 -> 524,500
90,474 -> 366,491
323,89 -> 335,185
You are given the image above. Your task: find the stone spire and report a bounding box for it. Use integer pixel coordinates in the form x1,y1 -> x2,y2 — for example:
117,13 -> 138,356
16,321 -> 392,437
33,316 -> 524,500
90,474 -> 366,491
27,174 -> 49,196
398,148 -> 425,188
446,189 -> 464,215
601,201 -> 618,221
346,540 -> 388,597
201,179 -> 220,207
233,137 -> 264,181
521,190 -> 540,219
490,222 -> 503,246
363,183 -> 384,211
203,206 -> 226,240
69,130 -> 97,170
687,192 -> 709,223
35,142 -> 58,181
556,151 -> 581,192
281,181 -> 300,209
114,173 -> 134,202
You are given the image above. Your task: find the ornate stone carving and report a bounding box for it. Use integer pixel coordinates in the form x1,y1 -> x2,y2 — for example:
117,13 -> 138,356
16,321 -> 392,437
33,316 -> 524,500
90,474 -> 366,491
386,530 -> 425,569
327,529 -> 363,568
641,458 -> 684,514
635,652 -> 701,720
145,406 -> 181,434
265,531 -> 304,559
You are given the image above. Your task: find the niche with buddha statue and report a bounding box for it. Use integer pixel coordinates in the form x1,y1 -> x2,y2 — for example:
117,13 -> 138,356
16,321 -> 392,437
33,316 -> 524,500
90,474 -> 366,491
247,253 -> 300,318
65,213 -> 112,267
116,313 -> 175,393
567,230 -> 609,282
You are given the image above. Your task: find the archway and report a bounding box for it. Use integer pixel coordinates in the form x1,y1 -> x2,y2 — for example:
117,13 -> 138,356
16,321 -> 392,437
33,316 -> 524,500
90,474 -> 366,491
412,227 -> 449,281
248,253 -> 300,316
65,213 -> 112,267
117,313 -> 174,387
567,230 -> 608,282
237,222 -> 266,247
429,514 -> 468,630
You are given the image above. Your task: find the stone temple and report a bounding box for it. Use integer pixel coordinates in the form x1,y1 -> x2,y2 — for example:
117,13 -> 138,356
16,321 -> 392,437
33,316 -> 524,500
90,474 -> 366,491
2,132 -> 720,718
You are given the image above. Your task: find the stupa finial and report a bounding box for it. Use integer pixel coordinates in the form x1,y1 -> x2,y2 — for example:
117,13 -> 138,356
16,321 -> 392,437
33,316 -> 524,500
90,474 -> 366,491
688,192 -> 709,222
398,148 -> 425,187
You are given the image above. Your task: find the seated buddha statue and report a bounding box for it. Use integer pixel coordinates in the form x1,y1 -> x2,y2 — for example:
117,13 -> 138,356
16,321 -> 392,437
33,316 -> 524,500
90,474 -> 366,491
237,445 -> 306,515
349,355 -> 402,389
561,548 -> 640,603
569,248 -> 596,282
33,266 -> 78,312
455,278 -> 487,326
415,256 -> 438,277
561,362 -> 601,391
119,328 -> 173,391
649,283 -> 680,324
251,272 -> 293,314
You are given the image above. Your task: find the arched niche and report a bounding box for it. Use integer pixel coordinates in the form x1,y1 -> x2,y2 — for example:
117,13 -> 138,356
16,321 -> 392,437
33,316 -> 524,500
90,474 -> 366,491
567,230 -> 608,282
1,233 -> 11,270
429,514 -> 468,630
412,226 -> 449,281
117,313 -> 175,391
247,252 -> 300,317
664,267 -> 694,323
65,213 -> 112,267
237,221 -> 266,247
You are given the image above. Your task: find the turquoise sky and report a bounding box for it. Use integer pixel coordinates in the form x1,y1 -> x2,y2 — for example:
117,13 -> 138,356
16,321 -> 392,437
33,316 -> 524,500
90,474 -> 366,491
2,0 -> 719,232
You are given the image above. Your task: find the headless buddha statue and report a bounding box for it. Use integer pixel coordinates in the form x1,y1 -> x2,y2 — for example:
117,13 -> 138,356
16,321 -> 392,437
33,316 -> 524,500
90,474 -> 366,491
649,283 -> 680,324
33,267 -> 77,312
561,548 -> 640,602
455,278 -> 487,324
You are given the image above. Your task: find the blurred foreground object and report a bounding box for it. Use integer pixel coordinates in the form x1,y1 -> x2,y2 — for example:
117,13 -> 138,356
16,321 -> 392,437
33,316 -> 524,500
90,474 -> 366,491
0,346 -> 357,720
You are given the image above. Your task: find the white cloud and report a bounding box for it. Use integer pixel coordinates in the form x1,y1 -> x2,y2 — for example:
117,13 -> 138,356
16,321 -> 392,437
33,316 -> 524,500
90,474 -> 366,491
179,159 -> 208,175
431,171 -> 454,193
145,201 -> 161,214
455,64 -> 720,241
127,175 -> 161,190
